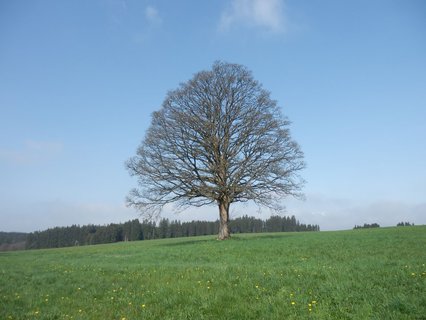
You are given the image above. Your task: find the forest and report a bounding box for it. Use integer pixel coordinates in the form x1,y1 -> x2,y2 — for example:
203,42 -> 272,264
1,215 -> 319,250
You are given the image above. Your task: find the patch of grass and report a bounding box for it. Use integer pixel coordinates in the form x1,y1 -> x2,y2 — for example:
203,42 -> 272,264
1,226 -> 425,319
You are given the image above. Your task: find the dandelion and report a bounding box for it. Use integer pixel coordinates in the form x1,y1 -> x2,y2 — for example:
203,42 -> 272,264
291,301 -> 296,305
141,304 -> 146,308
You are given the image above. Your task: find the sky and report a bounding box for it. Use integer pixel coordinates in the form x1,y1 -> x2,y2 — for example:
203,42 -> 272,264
1,0 -> 425,232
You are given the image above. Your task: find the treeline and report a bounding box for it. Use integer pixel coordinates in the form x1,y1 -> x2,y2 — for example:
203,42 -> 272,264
397,222 -> 414,227
354,222 -> 416,230
25,215 -> 319,249
353,223 -> 380,229
0,232 -> 27,251
26,220 -> 144,249
230,215 -> 319,233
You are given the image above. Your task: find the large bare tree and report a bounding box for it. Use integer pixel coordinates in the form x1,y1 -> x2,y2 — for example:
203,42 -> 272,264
126,61 -> 305,239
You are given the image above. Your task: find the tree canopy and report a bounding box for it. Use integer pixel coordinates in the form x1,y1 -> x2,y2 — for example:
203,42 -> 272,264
127,61 -> 305,239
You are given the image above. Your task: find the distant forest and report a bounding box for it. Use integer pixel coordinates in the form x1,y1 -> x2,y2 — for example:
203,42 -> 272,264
353,222 -> 415,230
1,215 -> 319,250
353,223 -> 381,229
0,232 -> 27,251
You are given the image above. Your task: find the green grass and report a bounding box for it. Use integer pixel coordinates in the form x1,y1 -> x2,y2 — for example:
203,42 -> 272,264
1,226 -> 425,319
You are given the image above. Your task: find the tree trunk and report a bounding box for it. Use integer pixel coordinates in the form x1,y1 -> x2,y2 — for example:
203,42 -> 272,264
218,200 -> 230,240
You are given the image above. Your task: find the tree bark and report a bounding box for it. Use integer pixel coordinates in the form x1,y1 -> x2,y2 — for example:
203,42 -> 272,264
218,200 -> 230,240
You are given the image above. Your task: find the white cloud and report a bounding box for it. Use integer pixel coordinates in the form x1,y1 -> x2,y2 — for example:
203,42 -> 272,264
219,0 -> 286,33
130,5 -> 162,43
145,5 -> 162,26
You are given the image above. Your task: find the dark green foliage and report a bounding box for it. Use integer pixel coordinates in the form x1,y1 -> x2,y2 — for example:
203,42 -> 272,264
26,221 -> 143,250
0,232 -> 27,244
230,215 -> 319,233
354,223 -> 380,229
0,232 -> 27,251
397,221 -> 414,227
24,215 -> 319,250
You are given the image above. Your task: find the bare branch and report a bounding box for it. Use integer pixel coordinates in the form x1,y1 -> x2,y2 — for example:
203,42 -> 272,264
126,61 -> 305,236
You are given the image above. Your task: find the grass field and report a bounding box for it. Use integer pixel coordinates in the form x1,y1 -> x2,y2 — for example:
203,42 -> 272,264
1,226 -> 425,319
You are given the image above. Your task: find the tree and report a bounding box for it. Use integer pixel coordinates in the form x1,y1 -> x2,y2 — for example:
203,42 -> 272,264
126,61 -> 305,239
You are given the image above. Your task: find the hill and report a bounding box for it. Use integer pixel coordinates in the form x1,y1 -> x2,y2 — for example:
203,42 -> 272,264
1,226 -> 425,319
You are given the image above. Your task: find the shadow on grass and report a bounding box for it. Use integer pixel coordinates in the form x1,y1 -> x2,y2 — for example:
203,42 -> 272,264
231,233 -> 296,241
158,232 -> 297,247
159,237 -> 216,247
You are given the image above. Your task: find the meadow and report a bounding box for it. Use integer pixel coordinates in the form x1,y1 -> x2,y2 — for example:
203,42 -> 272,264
1,226 -> 425,319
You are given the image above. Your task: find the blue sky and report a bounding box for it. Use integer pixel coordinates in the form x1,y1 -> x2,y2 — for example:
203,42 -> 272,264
1,0 -> 425,232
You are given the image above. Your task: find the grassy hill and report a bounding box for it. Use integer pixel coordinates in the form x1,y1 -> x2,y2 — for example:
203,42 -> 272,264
1,226 -> 425,319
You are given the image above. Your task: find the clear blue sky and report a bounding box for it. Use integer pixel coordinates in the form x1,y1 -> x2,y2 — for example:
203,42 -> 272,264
1,0 -> 425,232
